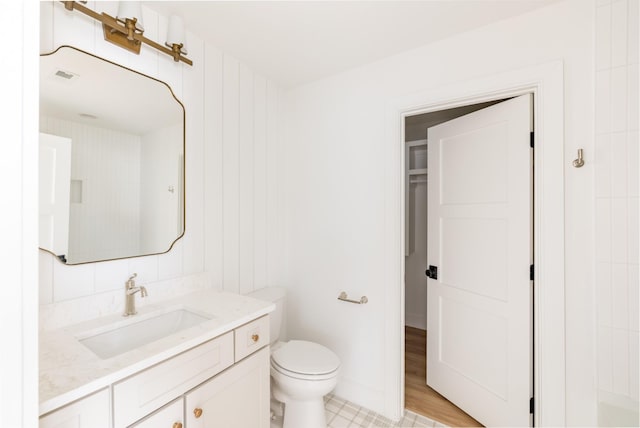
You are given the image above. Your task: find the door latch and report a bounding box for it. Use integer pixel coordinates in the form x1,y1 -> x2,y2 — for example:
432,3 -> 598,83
425,265 -> 438,280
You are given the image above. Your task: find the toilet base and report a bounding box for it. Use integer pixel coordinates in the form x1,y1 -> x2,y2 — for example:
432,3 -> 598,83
281,398 -> 327,428
269,396 -> 327,428
271,377 -> 331,428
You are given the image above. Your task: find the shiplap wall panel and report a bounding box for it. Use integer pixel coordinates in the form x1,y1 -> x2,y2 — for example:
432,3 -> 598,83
204,45 -> 224,289
266,82 -> 281,286
182,31 -> 205,275
51,0 -> 96,53
158,239 -> 183,280
222,55 -> 241,293
276,88 -> 286,286
253,76 -> 268,289
239,63 -> 255,294
40,2 -> 54,53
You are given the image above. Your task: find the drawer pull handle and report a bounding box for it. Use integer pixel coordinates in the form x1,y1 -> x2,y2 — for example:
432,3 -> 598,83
194,408 -> 203,418
251,334 -> 260,343
173,423 -> 183,428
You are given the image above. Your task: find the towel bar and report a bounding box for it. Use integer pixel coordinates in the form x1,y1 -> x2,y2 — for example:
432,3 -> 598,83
338,291 -> 368,304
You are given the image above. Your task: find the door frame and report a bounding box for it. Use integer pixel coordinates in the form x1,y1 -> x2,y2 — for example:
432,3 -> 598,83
383,61 -> 565,426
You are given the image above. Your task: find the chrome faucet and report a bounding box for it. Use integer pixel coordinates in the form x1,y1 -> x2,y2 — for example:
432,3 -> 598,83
123,273 -> 147,316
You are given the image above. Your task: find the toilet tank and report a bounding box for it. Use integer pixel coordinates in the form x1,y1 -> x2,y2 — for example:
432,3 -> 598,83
248,286 -> 286,344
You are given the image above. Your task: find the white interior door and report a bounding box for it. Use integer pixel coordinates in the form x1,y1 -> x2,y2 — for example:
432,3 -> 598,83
39,132 -> 72,258
426,94 -> 533,427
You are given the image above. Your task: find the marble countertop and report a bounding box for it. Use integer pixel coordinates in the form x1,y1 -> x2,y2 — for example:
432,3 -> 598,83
39,289 -> 275,416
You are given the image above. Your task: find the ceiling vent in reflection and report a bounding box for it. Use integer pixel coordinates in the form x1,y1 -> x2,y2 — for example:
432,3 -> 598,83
54,69 -> 79,82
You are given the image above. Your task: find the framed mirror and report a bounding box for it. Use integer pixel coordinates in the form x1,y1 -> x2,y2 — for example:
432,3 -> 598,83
39,46 -> 185,265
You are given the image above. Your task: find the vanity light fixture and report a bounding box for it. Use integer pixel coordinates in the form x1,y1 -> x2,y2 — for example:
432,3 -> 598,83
165,15 -> 188,60
107,1 -> 144,54
61,1 -> 193,66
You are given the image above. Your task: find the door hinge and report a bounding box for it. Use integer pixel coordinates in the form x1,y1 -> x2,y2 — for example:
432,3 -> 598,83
530,397 -> 534,414
530,264 -> 534,281
530,131 -> 534,148
425,265 -> 438,280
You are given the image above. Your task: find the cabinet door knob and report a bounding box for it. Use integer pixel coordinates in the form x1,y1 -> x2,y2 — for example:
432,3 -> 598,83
194,408 -> 203,418
173,423 -> 183,428
251,334 -> 259,342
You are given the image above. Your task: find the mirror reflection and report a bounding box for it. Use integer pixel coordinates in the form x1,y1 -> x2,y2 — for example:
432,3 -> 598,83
39,46 -> 185,265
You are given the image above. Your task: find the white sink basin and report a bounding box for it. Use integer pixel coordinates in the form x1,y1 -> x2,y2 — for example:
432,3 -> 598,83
78,309 -> 211,359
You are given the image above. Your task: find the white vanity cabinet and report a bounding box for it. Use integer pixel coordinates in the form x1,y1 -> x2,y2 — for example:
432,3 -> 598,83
185,346 -> 270,428
39,388 -> 110,428
40,314 -> 271,428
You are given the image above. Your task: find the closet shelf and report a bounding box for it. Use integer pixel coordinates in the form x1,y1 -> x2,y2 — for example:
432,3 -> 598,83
408,168 -> 428,176
407,140 -> 428,148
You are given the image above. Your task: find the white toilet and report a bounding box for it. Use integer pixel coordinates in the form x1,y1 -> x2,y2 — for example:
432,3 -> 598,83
249,287 -> 340,428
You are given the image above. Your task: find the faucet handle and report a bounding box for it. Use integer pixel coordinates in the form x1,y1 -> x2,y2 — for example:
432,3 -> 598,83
126,273 -> 138,289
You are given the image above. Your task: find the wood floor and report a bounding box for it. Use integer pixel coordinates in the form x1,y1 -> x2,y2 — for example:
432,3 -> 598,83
405,326 -> 483,427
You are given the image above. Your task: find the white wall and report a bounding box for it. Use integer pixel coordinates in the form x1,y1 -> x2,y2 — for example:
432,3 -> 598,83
1,2 -> 39,427
38,1 -> 283,330
593,0 -> 639,425
283,0 -> 596,424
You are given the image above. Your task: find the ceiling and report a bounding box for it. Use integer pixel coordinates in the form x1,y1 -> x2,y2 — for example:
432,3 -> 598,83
41,47 -> 183,135
146,0 -> 560,88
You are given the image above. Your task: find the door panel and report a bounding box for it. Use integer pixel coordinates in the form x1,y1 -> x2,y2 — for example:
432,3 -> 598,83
427,94 -> 532,427
441,217 -> 508,301
439,295 -> 508,399
440,122 -> 508,205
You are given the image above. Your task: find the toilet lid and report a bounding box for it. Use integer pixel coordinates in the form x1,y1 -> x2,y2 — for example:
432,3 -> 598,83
271,340 -> 340,376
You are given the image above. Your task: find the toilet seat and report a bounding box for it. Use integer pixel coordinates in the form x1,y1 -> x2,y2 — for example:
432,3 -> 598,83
271,340 -> 340,381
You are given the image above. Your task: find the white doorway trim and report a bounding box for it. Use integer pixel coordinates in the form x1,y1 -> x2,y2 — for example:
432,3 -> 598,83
383,60 -> 565,427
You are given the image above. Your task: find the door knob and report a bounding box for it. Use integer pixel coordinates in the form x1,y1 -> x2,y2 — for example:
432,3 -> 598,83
173,423 -> 183,428
194,407 -> 203,418
425,265 -> 438,280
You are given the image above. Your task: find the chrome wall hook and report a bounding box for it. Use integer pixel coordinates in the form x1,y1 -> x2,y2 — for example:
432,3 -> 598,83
573,149 -> 585,168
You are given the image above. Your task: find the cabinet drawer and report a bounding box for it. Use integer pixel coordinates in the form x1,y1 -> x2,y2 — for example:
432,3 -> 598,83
114,332 -> 234,428
234,315 -> 269,362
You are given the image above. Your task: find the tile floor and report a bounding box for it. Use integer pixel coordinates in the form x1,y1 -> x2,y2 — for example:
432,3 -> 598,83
270,393 -> 447,428
323,393 -> 447,428
324,394 -> 445,428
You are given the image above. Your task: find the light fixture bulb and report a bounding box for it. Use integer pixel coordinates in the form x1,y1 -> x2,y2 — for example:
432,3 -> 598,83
116,1 -> 144,31
165,15 -> 188,54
